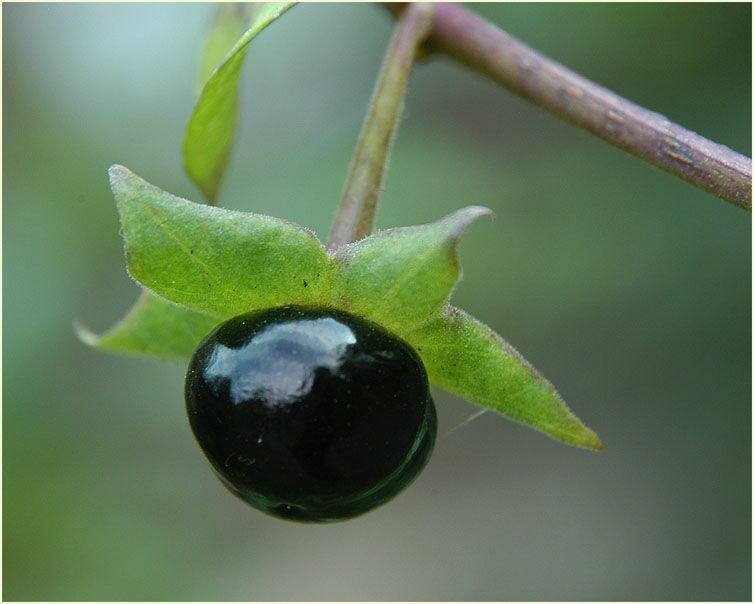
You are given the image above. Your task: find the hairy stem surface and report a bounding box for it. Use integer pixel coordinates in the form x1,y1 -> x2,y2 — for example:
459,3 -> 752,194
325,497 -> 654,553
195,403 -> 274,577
327,3 -> 434,250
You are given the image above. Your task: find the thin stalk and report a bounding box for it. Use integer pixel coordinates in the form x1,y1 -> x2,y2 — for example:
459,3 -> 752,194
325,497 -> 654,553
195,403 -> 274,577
385,2 -> 752,211
327,3 -> 434,250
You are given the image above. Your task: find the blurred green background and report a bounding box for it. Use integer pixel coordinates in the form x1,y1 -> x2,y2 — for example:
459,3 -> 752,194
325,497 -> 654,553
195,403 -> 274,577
4,3 -> 751,600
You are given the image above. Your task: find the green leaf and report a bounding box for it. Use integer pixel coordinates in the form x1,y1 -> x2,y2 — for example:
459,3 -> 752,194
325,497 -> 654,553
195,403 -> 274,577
183,2 -> 295,202
75,291 -> 221,360
197,4 -> 252,93
110,164 -> 333,317
406,306 -> 602,450
333,207 -> 493,333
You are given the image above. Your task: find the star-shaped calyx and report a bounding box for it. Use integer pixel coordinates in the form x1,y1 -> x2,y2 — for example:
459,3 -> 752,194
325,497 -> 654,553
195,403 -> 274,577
77,166 -> 601,451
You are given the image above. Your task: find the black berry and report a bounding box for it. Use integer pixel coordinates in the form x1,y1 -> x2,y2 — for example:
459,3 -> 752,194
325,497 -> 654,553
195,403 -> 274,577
185,306 -> 436,522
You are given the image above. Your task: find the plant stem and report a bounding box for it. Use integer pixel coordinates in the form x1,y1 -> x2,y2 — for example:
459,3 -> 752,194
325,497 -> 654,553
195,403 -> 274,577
384,2 -> 752,211
327,3 -> 434,250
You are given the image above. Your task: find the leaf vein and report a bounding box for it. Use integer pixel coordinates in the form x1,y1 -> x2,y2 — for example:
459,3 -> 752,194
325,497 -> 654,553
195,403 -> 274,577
137,201 -> 224,286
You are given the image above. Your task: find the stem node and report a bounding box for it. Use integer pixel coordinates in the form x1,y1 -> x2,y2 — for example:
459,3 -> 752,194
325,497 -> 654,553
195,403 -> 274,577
384,2 -> 751,210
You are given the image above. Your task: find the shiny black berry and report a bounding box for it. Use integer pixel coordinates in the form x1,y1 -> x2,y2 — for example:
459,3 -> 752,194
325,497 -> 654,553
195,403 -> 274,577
185,306 -> 436,522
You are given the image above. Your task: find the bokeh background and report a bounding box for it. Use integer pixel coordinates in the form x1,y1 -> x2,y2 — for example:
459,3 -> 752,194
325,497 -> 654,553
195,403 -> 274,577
4,3 -> 751,600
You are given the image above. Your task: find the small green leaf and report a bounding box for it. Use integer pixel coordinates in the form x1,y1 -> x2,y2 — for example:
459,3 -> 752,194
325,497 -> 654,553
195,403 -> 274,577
183,2 -> 295,202
76,291 -> 221,360
406,306 -> 602,450
110,165 -> 333,317
333,207 -> 493,333
197,4 -> 252,93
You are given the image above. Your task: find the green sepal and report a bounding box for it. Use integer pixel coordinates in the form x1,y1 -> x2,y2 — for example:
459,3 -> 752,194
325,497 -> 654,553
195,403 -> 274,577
88,167 -> 601,450
333,206 -> 493,333
75,291 -> 221,361
109,165 -> 333,317
406,306 -> 603,450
